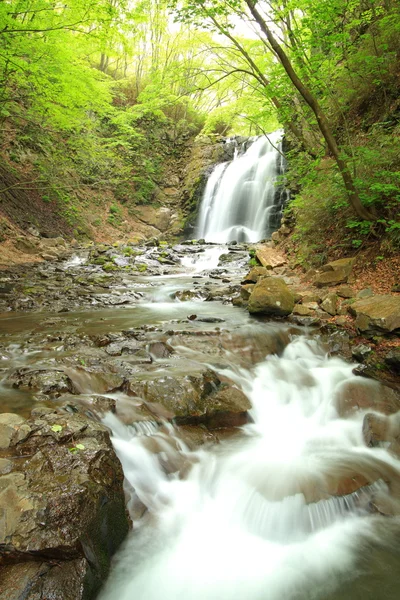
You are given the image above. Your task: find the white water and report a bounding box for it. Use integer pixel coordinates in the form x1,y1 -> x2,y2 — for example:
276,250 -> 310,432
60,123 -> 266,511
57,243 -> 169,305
100,335 -> 400,600
196,131 -> 288,243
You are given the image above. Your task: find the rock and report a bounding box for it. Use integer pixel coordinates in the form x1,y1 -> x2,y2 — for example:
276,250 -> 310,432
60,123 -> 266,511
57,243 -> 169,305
320,293 -> 338,316
299,291 -> 321,304
321,257 -> 355,277
148,341 -> 173,359
271,231 -> 281,244
384,350 -> 400,373
357,288 -> 374,299
248,277 -> 295,316
104,340 -> 142,356
41,237 -> 67,249
27,226 -> 40,237
289,316 -> 321,327
67,366 -> 125,394
314,269 -> 349,287
255,246 -> 286,269
352,344 -> 372,362
335,379 -> 400,416
0,414 -> 31,449
292,305 -> 314,316
240,284 -> 255,301
314,258 -> 355,288
125,368 -> 251,428
348,295 -> 400,335
14,238 -> 40,255
303,301 -> 319,310
362,413 -> 389,447
335,316 -> 348,326
7,369 -> 75,397
0,412 -> 129,597
0,559 -> 92,600
337,286 -> 355,299
242,267 -> 270,283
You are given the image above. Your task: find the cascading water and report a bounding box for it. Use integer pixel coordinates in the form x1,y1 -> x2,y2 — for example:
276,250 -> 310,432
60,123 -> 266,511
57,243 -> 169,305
196,130 -> 289,243
100,333 -> 400,600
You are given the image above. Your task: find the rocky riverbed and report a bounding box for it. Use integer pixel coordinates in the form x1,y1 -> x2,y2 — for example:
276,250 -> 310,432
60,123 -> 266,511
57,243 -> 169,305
0,239 -> 399,598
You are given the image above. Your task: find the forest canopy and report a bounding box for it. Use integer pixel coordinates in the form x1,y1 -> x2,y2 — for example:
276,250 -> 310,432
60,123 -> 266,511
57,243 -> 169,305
0,1 -> 399,242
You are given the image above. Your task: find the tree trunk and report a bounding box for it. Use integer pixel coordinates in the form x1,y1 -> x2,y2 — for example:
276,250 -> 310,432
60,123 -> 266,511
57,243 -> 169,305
246,1 -> 375,221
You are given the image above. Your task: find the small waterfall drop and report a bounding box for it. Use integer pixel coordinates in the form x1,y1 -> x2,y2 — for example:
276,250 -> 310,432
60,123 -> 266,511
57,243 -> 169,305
196,130 -> 288,243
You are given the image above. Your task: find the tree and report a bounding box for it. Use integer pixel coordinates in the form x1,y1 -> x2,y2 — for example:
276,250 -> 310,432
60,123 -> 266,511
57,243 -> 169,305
170,0 -> 380,220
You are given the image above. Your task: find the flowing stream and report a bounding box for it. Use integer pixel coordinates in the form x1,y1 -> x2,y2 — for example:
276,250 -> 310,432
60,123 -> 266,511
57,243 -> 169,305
196,131 -> 288,243
1,244 -> 400,598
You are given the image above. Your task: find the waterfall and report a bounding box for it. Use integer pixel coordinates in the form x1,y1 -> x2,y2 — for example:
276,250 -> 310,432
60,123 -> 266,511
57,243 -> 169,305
196,130 -> 288,243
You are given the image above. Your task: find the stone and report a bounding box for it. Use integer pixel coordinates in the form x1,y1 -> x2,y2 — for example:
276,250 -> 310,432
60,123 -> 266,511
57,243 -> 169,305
255,246 -> 286,269
240,284 -> 255,301
271,231 -> 281,244
0,412 -> 129,596
320,293 -> 338,316
314,257 -> 355,288
335,379 -> 400,416
242,267 -> 270,283
0,414 -> 31,449
292,305 -> 314,316
303,301 -> 319,310
337,286 -> 355,299
0,559 -> 93,600
384,350 -> 400,373
7,369 -> 75,397
248,277 -> 295,316
125,367 -> 251,428
14,238 -> 40,255
299,291 -> 321,304
104,340 -> 142,356
335,316 -> 348,326
352,344 -> 372,362
321,257 -> 355,277
41,236 -> 67,249
357,288 -> 374,299
362,413 -> 389,447
313,268 -> 349,287
348,295 -> 400,335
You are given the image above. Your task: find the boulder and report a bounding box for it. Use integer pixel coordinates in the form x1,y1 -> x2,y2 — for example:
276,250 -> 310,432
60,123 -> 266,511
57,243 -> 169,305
292,305 -> 314,316
0,412 -> 129,598
348,295 -> 400,335
0,414 -> 31,449
320,293 -> 338,316
314,258 -> 355,287
248,277 -> 295,316
125,367 -> 251,428
255,246 -> 286,269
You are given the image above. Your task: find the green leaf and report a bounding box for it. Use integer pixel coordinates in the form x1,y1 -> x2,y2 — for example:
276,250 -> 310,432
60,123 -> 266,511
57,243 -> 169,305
51,424 -> 63,433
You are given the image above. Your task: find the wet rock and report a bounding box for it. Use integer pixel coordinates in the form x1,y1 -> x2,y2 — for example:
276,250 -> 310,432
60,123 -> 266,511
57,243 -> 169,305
255,246 -> 286,269
384,350 -> 400,373
0,559 -> 93,600
148,341 -> 173,359
320,293 -> 338,316
67,366 -> 125,394
348,295 -> 400,335
0,414 -> 31,449
125,368 -> 251,428
336,379 -> 400,416
8,369 -> 75,397
105,340 -> 142,356
0,412 -> 129,596
352,344 -> 372,362
363,413 -> 389,447
248,277 -> 295,316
